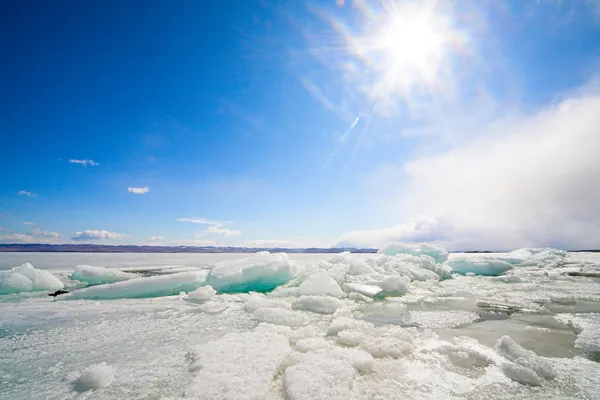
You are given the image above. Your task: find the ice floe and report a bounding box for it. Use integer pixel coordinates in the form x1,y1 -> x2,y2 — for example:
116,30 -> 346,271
0,263 -> 64,294
59,270 -> 208,300
207,252 -> 296,293
446,257 -> 513,276
70,265 -> 137,286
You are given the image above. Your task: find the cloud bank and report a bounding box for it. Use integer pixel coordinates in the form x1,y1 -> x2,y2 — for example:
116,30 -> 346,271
0,233 -> 33,244
337,216 -> 443,248
337,83 -> 600,250
71,230 -> 125,241
31,228 -> 61,238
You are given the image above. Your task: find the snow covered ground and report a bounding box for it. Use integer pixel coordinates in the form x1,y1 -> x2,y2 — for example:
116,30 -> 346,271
0,246 -> 599,399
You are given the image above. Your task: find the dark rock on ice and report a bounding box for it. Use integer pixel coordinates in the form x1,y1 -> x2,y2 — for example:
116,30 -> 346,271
48,290 -> 69,297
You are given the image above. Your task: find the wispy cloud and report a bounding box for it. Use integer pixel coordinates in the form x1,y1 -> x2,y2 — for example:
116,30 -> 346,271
71,230 -> 125,241
128,187 -> 150,195
23,221 -> 34,225
30,228 -> 61,238
199,225 -> 242,237
178,217 -> 243,237
0,233 -> 33,244
301,78 -> 351,120
18,190 -> 37,197
69,159 -> 99,167
148,236 -> 164,242
177,217 -> 216,225
219,100 -> 267,136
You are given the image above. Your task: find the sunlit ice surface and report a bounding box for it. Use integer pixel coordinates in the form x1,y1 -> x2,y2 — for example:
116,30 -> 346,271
1,246 -> 599,399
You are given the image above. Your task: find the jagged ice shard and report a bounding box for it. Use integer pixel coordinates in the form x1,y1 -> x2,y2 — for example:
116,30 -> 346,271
207,252 -> 296,293
0,263 -> 64,294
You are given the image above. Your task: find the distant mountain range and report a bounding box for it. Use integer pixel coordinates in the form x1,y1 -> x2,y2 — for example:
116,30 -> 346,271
1,243 -> 598,253
0,243 -> 378,253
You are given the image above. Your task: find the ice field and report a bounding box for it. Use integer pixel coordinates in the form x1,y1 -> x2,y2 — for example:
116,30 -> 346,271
1,244 -> 599,399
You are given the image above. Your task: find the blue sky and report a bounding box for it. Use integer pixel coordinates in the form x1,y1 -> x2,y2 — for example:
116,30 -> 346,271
2,0 -> 600,250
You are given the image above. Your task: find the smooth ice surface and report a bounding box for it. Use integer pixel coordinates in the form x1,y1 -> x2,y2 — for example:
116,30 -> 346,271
378,242 -> 449,263
70,265 -> 137,286
446,257 -> 513,276
184,331 -> 291,400
207,252 -> 296,293
72,362 -> 116,392
0,263 -> 64,294
59,270 -> 208,300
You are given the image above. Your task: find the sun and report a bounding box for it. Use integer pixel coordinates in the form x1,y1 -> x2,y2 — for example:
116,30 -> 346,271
348,0 -> 465,103
375,10 -> 445,72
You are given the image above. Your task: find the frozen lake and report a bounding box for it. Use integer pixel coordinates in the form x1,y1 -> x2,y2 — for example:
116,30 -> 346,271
1,248 -> 599,399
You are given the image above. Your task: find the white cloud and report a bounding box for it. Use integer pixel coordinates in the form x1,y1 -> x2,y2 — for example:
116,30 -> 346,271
70,230 -> 125,241
0,233 -> 33,244
336,216 -> 443,248
338,82 -> 600,250
177,217 -> 217,224
30,228 -> 61,238
18,190 -> 37,197
69,159 -> 99,167
200,225 -> 242,237
23,221 -> 34,225
148,236 -> 164,242
128,187 -> 150,195
178,217 -> 243,237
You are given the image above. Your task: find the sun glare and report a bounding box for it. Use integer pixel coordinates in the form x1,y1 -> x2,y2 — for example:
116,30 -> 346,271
347,0 -> 466,105
376,11 -> 444,71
